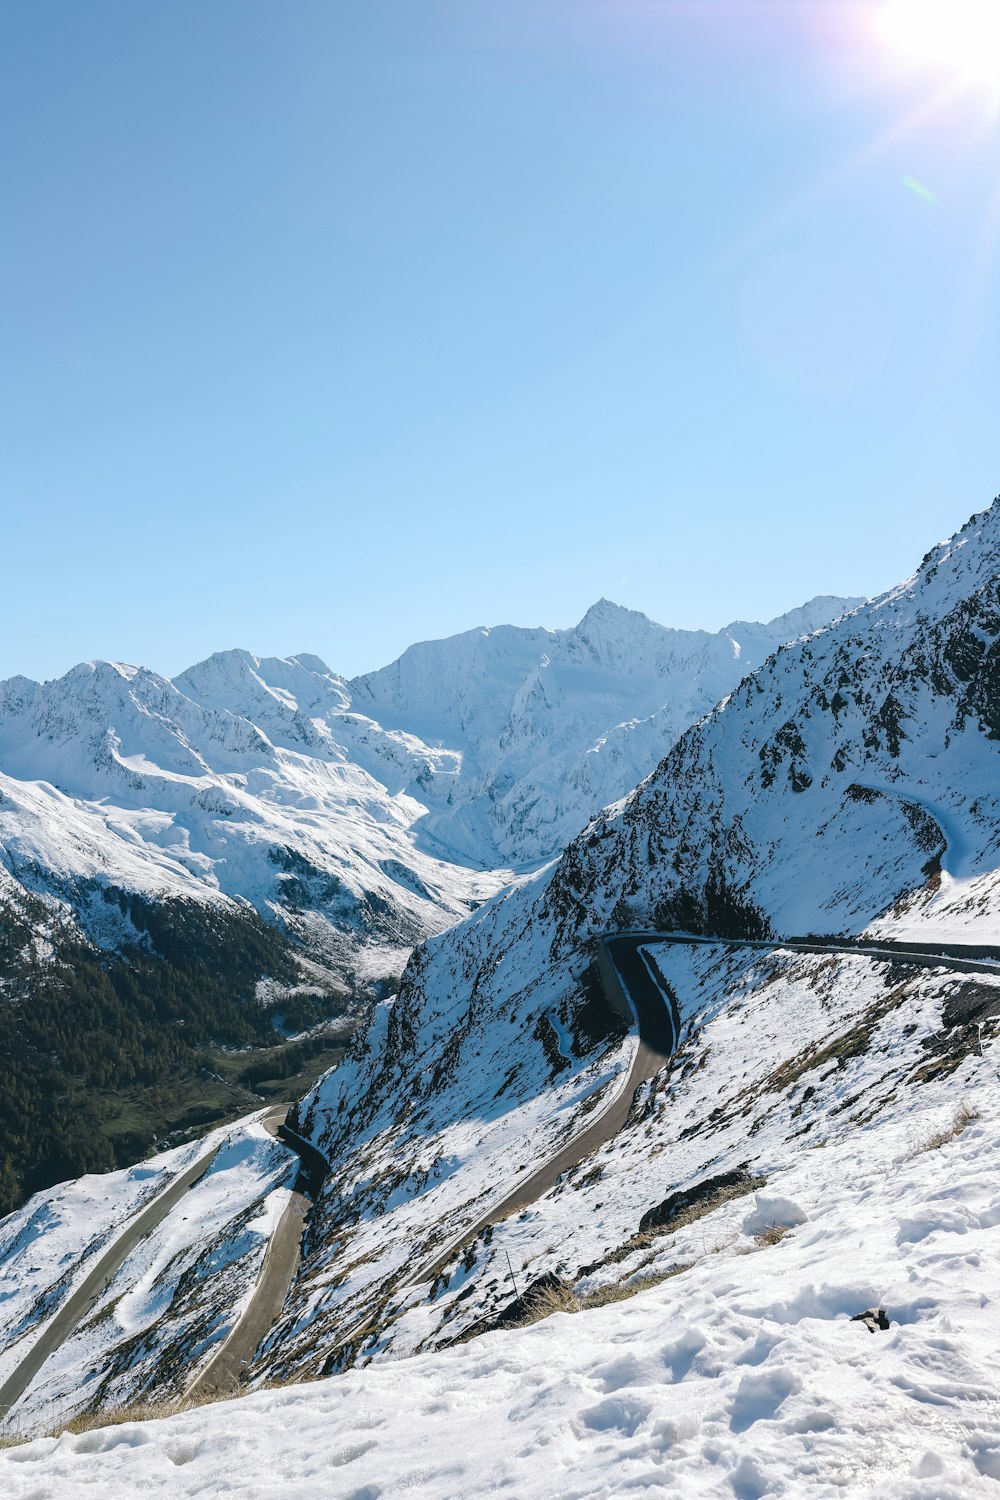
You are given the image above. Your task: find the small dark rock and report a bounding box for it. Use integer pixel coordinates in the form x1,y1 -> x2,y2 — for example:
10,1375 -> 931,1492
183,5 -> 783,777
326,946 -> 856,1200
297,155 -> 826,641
851,1307 -> 890,1333
455,1273 -> 574,1343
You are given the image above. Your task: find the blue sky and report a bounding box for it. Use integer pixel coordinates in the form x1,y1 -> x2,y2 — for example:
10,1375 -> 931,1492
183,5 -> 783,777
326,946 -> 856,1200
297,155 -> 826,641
1,0 -> 998,680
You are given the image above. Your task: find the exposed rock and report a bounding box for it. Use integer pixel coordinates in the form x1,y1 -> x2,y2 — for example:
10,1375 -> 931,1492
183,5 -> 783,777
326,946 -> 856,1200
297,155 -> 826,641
851,1308 -> 890,1333
638,1168 -> 762,1234
457,1273 -> 576,1341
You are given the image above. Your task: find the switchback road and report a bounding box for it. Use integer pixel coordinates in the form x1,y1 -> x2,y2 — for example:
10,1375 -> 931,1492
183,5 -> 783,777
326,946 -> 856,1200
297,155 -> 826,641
406,935 -> 679,1290
311,935 -> 681,1371
187,1109 -> 328,1399
0,1139 -> 222,1424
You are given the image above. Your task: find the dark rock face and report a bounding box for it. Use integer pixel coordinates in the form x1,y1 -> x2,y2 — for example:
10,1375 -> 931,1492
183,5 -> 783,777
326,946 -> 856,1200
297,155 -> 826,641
458,1272 -> 575,1341
638,1168 -> 762,1235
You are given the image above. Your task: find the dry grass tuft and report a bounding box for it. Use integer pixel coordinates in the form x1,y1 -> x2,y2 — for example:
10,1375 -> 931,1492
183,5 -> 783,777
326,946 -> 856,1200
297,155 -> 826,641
59,1398 -> 188,1435
753,1223 -> 791,1248
0,1387 -> 247,1449
898,1101 -> 982,1162
512,1282 -> 579,1326
580,1262 -> 692,1310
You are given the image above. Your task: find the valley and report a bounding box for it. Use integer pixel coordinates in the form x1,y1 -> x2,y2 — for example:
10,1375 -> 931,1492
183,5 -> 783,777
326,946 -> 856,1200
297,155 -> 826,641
3,501 -> 1000,1494
0,593 -> 856,1211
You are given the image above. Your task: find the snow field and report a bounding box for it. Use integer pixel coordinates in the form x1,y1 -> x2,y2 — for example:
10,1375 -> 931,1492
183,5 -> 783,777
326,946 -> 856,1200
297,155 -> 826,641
5,1061 -> 1000,1497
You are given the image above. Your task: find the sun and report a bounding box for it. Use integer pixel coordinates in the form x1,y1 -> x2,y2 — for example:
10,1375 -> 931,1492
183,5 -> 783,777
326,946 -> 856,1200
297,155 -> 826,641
874,0 -> 1000,88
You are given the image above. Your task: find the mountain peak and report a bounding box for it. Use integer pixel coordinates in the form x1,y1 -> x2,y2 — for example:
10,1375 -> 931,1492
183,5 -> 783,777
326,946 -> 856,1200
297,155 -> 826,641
577,597 -> 648,626
289,652 -> 335,677
67,659 -> 143,683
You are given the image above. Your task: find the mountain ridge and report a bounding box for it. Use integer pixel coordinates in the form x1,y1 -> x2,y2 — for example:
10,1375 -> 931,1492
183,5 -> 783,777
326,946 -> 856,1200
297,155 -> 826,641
0,591 -> 863,966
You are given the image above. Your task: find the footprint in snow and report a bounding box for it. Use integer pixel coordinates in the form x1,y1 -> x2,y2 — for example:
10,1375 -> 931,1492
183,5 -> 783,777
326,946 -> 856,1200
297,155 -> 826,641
729,1366 -> 802,1434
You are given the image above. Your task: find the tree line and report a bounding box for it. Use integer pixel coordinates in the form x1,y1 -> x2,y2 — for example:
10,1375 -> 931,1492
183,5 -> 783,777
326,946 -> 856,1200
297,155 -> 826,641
0,888 -> 331,1215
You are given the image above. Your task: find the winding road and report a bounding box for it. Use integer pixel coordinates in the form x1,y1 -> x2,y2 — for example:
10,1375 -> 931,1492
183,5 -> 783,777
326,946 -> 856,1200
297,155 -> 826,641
383,935 -> 680,1298
187,1112 -> 327,1399
124,933 -> 1000,1389
618,929 -> 1000,978
0,1104 -> 319,1422
0,1138 -> 223,1423
404,929 -> 1000,1294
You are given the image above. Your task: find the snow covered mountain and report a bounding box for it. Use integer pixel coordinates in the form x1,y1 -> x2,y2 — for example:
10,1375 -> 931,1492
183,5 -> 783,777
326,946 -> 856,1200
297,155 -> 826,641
2,501 -> 1000,1492
0,593 -> 859,988
243,497 -> 1000,1375
350,593 -> 862,864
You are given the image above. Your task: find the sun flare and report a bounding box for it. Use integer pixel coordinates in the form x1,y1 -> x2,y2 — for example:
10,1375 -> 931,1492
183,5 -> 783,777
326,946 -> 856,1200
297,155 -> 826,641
875,0 -> 1000,88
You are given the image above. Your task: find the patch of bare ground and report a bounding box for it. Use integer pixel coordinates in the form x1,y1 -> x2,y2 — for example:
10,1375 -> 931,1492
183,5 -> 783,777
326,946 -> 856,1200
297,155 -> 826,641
0,1391 -> 234,1449
514,1281 -> 579,1323
910,980 -> 1000,1084
0,1367 -> 335,1450
456,1259 -> 697,1341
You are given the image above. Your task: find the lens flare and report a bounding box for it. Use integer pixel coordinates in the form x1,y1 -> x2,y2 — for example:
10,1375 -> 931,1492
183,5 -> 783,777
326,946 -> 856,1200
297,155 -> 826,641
902,174 -> 938,202
874,0 -> 1000,89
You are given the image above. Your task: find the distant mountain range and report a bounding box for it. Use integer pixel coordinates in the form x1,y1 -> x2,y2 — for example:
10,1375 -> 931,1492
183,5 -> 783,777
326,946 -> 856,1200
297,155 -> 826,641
0,593 -> 861,992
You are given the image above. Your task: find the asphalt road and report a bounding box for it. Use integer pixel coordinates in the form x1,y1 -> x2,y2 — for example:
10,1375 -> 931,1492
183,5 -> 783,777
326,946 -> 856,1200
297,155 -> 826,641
412,935 -> 679,1287
0,1105 -> 308,1421
0,1141 -> 222,1423
187,1187 -> 310,1398
617,929 -> 1000,979
187,1106 -> 327,1399
304,936 -> 681,1371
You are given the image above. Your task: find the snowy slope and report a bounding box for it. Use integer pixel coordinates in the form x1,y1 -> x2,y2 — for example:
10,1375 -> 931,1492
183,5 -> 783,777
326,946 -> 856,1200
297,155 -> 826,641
360,497 -> 1000,1032
6,948 -> 1000,1497
0,1136 -> 221,1395
0,1117 -> 297,1431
